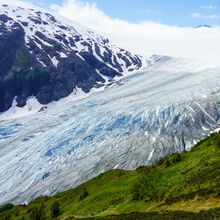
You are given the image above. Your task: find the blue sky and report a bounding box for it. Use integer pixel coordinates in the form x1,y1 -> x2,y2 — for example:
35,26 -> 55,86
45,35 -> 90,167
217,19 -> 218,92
33,0 -> 220,27
11,0 -> 220,62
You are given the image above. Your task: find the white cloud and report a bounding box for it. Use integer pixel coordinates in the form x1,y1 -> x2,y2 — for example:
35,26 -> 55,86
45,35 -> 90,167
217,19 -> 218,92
205,14 -> 218,19
191,13 -> 201,18
4,0 -> 220,65
50,0 -> 220,64
201,5 -> 217,10
191,5 -> 219,20
191,12 -> 219,19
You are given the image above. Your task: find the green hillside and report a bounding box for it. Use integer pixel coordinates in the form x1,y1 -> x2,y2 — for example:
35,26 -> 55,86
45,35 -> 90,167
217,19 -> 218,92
1,132 -> 220,220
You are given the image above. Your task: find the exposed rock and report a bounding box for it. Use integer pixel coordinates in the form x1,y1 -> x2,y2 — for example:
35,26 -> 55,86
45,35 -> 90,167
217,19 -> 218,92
0,5 -> 145,112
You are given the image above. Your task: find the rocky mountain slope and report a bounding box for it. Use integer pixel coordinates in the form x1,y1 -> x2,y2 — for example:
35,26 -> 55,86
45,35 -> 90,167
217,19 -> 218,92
1,132 -> 219,219
0,3 -> 145,112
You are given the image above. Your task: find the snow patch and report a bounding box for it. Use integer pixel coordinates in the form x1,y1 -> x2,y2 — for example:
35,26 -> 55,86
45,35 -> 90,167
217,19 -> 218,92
59,52 -> 68,58
152,137 -> 156,142
0,96 -> 43,120
50,56 -> 59,67
202,126 -> 209,131
113,164 -> 119,169
148,149 -> 155,161
211,127 -> 220,134
75,53 -> 85,61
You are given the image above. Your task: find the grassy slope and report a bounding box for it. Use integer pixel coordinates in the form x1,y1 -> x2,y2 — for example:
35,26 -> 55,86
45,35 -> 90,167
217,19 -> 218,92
1,132 -> 220,219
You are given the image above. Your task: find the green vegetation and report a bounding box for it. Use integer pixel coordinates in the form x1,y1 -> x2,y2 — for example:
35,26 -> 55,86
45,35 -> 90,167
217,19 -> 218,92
0,79 -> 3,89
32,70 -> 50,87
0,79 -> 4,100
0,69 -> 50,98
15,49 -> 30,67
0,204 -> 14,213
0,132 -> 220,219
51,201 -> 61,218
0,52 -> 10,65
13,69 -> 30,91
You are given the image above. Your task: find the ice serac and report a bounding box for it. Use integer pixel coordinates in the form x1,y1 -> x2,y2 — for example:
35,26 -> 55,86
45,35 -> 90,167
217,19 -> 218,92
1,54 -> 220,205
0,3 -> 145,112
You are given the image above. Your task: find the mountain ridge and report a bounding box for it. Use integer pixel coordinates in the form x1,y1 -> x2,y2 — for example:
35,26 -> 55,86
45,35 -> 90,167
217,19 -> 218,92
0,3 -> 145,112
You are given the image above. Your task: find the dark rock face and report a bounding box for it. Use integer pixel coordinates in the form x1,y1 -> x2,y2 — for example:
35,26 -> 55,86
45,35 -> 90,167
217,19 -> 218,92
0,6 -> 144,112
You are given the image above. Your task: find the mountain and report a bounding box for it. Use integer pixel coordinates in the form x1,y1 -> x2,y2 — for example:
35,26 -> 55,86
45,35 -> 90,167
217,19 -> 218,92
1,2 -> 220,208
0,3 -> 145,112
197,24 -> 211,28
1,132 -> 219,219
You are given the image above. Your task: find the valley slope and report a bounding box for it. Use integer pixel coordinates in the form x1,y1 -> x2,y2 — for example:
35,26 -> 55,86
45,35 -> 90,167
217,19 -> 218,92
1,1 -> 220,209
0,132 -> 219,219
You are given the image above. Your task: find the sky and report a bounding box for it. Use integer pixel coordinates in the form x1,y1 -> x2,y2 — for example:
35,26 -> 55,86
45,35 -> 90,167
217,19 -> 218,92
5,0 -> 220,63
30,0 -> 220,27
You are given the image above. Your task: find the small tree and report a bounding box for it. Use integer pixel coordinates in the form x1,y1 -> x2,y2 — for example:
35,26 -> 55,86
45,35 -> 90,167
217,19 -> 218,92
217,136 -> 220,149
172,153 -> 181,163
30,207 -> 44,220
79,188 -> 89,201
166,160 -> 170,167
0,203 -> 14,213
51,201 -> 60,218
206,139 -> 211,146
131,177 -> 146,200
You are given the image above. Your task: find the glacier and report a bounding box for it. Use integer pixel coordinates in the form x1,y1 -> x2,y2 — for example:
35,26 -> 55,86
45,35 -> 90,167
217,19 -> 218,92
1,56 -> 220,205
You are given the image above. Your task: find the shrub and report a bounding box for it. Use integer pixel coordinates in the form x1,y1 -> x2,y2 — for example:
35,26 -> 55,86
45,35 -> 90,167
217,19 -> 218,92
96,173 -> 104,179
28,207 -> 45,220
0,203 -> 14,213
158,159 -> 164,166
131,176 -> 147,200
136,165 -> 145,171
33,70 -> 49,87
216,136 -> 220,149
166,160 -> 170,167
206,139 -> 211,146
79,188 -> 89,201
118,170 -> 124,177
51,201 -> 60,218
172,153 -> 181,163
131,168 -> 162,201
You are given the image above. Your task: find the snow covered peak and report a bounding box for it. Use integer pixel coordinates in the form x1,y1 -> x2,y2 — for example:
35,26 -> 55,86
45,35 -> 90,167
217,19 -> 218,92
197,24 -> 211,28
0,2 -> 144,67
0,2 -> 146,112
0,3 -> 94,44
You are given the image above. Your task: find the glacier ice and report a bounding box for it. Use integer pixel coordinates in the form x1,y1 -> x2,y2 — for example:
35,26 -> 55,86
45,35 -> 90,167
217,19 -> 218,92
1,56 -> 220,205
